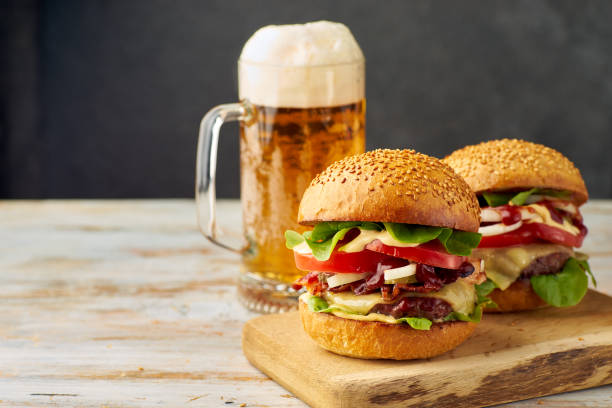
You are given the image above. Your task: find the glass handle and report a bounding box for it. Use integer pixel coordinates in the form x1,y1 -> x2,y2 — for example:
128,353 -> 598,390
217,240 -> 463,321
195,100 -> 254,253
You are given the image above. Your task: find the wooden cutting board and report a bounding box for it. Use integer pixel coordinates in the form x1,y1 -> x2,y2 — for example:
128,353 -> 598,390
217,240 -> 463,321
242,290 -> 612,408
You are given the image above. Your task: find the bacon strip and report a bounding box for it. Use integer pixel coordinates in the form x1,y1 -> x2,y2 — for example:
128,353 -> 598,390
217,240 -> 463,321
295,260 -> 482,301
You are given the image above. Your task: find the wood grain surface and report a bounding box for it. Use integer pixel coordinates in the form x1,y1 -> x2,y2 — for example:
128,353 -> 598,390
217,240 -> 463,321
0,199 -> 611,407
243,291 -> 612,408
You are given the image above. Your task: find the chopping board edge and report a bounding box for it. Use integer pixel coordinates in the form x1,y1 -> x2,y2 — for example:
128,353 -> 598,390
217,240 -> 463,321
242,290 -> 612,408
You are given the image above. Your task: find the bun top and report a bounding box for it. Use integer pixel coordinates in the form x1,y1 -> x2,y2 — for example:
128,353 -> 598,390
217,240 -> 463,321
443,139 -> 588,205
298,149 -> 481,232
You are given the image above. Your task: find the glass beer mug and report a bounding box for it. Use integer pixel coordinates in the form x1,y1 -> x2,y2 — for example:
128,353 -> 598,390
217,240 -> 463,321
196,21 -> 365,312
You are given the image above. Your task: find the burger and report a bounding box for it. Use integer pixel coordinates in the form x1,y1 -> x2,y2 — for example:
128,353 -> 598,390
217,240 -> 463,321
285,149 -> 487,360
443,139 -> 594,312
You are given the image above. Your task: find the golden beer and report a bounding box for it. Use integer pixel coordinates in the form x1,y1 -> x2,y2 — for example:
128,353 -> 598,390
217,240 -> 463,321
197,21 -> 365,312
241,101 -> 366,284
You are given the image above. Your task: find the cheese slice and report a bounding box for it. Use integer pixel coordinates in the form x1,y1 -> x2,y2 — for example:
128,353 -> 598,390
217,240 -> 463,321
338,230 -> 418,253
292,229 -> 419,255
327,310 -> 399,324
473,244 -> 574,290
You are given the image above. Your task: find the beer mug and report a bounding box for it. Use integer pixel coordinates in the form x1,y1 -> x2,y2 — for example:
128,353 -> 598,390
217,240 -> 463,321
196,21 -> 365,313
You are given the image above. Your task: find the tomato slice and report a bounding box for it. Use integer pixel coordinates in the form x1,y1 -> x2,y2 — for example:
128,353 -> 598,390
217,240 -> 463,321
479,222 -> 585,248
365,240 -> 466,269
294,248 -> 408,273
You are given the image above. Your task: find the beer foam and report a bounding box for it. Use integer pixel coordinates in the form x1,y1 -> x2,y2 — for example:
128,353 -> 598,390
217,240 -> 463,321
239,21 -> 364,108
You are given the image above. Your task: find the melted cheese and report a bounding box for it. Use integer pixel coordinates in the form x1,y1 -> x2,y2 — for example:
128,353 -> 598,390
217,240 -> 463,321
308,278 -> 477,324
292,229 -> 417,255
338,229 -> 418,252
329,310 -> 399,324
428,279 -> 477,315
473,244 -> 574,290
324,291 -> 387,314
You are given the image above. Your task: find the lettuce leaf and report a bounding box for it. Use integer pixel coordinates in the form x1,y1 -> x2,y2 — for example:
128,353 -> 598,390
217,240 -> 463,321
444,285 -> 495,322
481,191 -> 515,207
535,189 -> 573,199
307,295 -> 331,312
383,223 -> 444,244
509,188 -> 538,205
396,317 -> 432,330
530,257 -> 590,307
285,222 -> 382,261
303,228 -> 354,261
475,279 -> 499,309
444,303 -> 484,323
475,279 -> 497,297
285,230 -> 305,249
286,221 -> 481,261
310,221 -> 363,242
437,229 -> 482,256
384,223 -> 481,256
481,188 -> 571,207
578,259 -> 596,287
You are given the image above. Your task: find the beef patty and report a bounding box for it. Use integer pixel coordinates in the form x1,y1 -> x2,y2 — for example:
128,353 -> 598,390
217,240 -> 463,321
520,252 -> 571,279
369,297 -> 452,321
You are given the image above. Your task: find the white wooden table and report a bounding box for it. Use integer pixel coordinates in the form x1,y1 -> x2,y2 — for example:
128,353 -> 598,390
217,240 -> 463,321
1,199 -> 611,407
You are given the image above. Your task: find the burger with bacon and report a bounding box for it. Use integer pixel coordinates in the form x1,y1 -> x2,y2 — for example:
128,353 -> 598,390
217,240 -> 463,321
285,149 -> 488,360
444,139 -> 594,312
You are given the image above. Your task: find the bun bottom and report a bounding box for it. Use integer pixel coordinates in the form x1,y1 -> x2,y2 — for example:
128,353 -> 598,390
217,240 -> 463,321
485,279 -> 547,313
299,300 -> 476,360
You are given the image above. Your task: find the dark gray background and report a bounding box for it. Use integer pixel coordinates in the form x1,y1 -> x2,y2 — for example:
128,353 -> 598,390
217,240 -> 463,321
3,0 -> 611,199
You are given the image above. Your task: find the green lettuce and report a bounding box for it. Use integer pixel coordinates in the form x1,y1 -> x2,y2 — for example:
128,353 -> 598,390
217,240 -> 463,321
444,303 -> 484,323
437,229 -> 483,256
285,230 -> 305,248
309,221 -> 363,242
481,188 -> 572,207
383,223 -> 481,256
481,191 -> 516,207
396,317 -> 432,330
509,188 -> 538,205
383,223 -> 444,244
578,258 -> 597,287
303,228 -> 354,261
530,258 -> 592,307
306,295 -> 335,313
475,279 -> 497,298
474,279 -> 499,309
307,294 -> 490,328
286,221 -> 382,261
286,221 -> 482,262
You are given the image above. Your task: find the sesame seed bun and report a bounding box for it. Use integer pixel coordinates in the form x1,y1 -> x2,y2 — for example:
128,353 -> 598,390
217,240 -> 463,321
299,300 -> 476,360
298,149 -> 481,232
485,279 -> 547,313
443,139 -> 588,205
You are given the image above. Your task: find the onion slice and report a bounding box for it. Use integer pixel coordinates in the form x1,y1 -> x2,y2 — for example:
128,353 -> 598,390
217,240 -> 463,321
327,272 -> 369,289
481,208 -> 502,222
383,264 -> 417,281
478,221 -> 523,237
